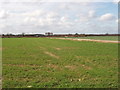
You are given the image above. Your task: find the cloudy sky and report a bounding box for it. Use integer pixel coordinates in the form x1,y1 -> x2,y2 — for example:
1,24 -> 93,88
0,0 -> 119,34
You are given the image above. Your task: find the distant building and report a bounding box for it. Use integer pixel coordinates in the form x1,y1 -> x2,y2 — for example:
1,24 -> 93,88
45,32 -> 53,36
34,34 -> 45,37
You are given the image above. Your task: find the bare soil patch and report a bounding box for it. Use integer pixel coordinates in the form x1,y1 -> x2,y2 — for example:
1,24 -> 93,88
44,51 -> 59,59
76,39 -> 120,43
54,47 -> 61,50
47,64 -> 59,69
65,65 -> 76,70
0,47 -> 3,51
54,38 -> 120,43
80,64 -> 92,70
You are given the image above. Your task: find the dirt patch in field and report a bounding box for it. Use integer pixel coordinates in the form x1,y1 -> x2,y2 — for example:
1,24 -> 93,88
44,51 -> 59,59
65,65 -> 76,70
76,39 -> 120,43
46,64 -> 63,71
80,64 -> 92,70
47,64 -> 59,69
54,38 -> 120,43
0,47 -> 3,51
54,47 -> 61,50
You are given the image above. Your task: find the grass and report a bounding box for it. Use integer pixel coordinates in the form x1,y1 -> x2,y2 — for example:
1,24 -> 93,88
2,37 -> 118,88
62,36 -> 119,41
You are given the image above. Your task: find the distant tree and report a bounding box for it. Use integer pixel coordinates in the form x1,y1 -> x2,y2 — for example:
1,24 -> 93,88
106,33 -> 109,35
6,33 -> 12,36
22,32 -> 25,36
75,33 -> 79,35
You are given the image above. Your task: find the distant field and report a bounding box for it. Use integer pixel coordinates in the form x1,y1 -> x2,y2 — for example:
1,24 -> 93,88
62,36 -> 119,41
2,38 -> 118,88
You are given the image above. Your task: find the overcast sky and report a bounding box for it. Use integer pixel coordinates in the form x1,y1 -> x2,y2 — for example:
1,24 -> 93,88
0,0 -> 119,34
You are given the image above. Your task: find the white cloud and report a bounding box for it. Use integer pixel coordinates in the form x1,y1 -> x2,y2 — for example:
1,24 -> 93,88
116,19 -> 118,23
37,18 -> 54,26
0,2 -> 117,34
46,12 -> 59,20
99,13 -> 116,21
23,10 -> 59,26
37,12 -> 59,26
24,17 -> 37,23
59,3 -> 70,9
25,15 -> 73,28
0,10 -> 8,19
46,12 -> 57,18
23,11 -> 74,28
60,17 -> 68,22
76,14 -> 90,22
88,10 -> 96,18
112,0 -> 119,4
22,10 -> 44,17
76,10 -> 96,22
0,24 -> 7,29
58,16 -> 73,27
38,18 -> 45,26
116,19 -> 120,23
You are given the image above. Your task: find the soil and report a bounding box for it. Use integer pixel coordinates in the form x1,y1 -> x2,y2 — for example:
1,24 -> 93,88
54,38 -> 120,43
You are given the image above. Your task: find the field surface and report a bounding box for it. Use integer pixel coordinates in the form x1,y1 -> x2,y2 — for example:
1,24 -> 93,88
2,38 -> 118,88
62,36 -> 119,41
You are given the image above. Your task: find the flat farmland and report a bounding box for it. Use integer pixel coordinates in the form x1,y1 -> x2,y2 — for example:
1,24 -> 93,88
2,38 -> 118,88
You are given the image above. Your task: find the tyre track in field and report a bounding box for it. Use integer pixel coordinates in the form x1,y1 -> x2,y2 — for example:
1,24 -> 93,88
44,51 -> 59,59
37,45 -> 60,59
38,46 -> 60,59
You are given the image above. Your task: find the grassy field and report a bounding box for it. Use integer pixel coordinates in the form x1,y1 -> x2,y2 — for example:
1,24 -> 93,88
2,37 -> 118,88
62,36 -> 119,41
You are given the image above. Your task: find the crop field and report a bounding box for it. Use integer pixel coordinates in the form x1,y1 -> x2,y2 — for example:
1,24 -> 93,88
2,37 -> 118,88
62,36 -> 119,41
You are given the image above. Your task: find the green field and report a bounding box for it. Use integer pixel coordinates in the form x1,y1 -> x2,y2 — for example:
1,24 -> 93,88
2,38 -> 118,88
63,36 -> 119,41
